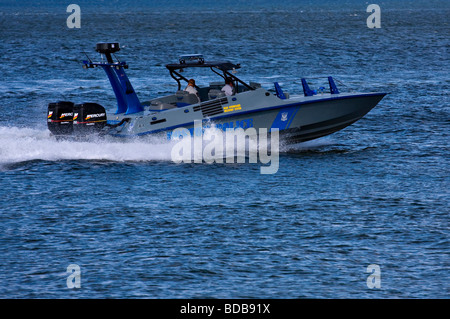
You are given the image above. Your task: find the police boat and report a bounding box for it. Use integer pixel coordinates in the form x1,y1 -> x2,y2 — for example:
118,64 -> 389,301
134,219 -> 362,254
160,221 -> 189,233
47,42 -> 386,143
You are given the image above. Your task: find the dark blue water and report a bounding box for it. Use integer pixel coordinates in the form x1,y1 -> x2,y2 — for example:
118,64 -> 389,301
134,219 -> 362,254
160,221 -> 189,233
0,1 -> 449,298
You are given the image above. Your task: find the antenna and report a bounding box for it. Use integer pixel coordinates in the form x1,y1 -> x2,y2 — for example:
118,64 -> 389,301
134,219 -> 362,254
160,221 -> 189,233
82,51 -> 92,64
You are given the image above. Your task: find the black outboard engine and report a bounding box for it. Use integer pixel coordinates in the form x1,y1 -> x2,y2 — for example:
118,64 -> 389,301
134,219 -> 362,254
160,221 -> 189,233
73,103 -> 107,135
47,101 -> 107,137
47,101 -> 74,136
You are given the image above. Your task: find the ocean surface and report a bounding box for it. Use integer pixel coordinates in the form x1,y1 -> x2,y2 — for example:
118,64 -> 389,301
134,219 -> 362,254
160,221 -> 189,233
0,0 -> 448,298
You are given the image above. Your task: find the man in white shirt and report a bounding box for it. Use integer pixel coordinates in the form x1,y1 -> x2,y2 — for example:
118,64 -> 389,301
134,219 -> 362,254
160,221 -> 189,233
184,78 -> 200,102
221,78 -> 234,96
185,79 -> 198,95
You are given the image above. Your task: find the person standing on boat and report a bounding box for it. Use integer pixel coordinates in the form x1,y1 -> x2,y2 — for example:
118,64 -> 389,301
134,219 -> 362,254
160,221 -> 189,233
184,79 -> 200,102
221,78 -> 234,96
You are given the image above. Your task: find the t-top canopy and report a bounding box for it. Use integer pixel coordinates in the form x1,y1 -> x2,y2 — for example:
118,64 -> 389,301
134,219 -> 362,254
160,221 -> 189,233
166,59 -> 241,72
166,55 -> 251,91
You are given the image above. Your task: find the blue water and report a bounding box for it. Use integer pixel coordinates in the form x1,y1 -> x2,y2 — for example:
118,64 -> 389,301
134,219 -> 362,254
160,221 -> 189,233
0,1 -> 449,298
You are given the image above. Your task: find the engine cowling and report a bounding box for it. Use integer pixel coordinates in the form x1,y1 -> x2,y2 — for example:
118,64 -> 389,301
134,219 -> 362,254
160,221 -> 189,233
47,101 -> 74,136
73,103 -> 107,135
47,102 -> 107,137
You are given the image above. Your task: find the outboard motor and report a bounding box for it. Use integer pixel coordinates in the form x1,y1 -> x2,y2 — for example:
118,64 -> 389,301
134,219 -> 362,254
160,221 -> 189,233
47,101 -> 74,136
73,103 -> 107,135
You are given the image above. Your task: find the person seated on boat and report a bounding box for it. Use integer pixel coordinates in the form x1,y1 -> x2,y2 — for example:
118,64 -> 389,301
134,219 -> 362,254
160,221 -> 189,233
221,78 -> 234,96
184,78 -> 197,94
184,78 -> 200,102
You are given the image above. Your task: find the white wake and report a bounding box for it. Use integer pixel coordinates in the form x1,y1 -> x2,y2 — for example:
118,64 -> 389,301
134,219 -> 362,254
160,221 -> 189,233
0,126 -> 175,165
